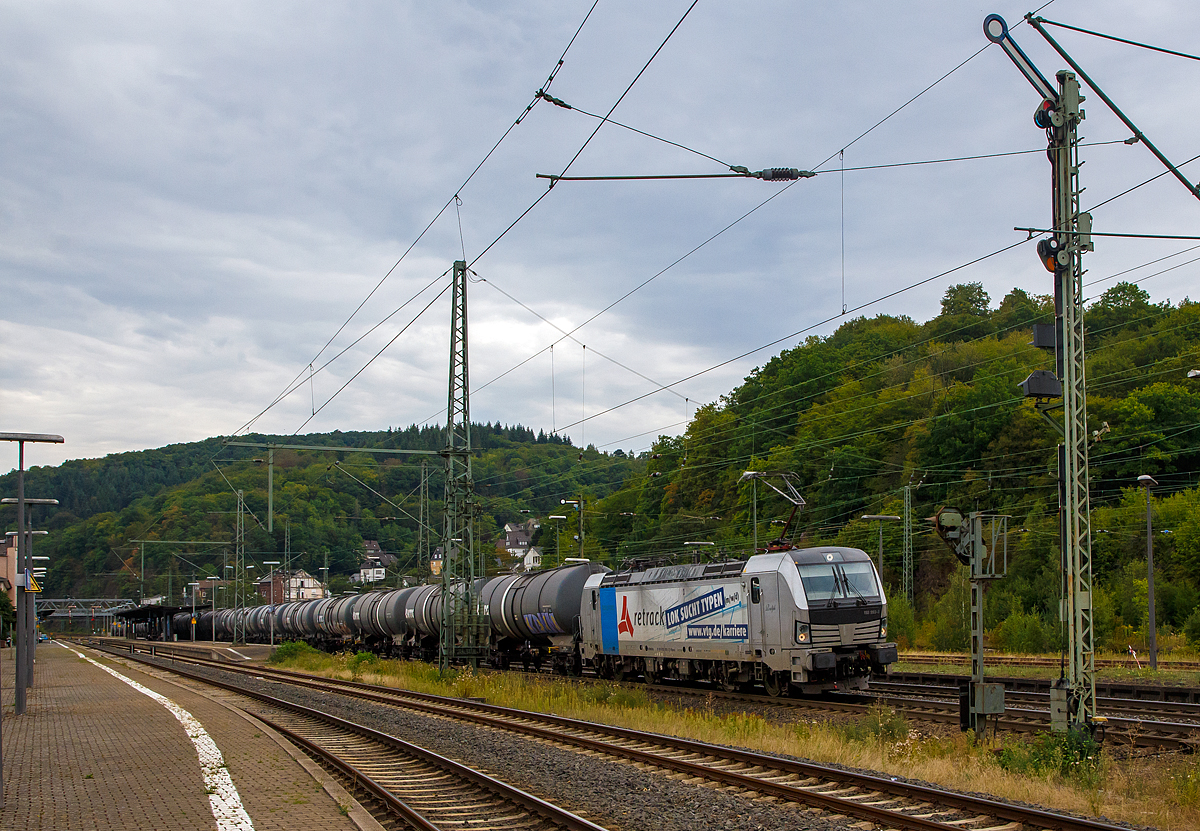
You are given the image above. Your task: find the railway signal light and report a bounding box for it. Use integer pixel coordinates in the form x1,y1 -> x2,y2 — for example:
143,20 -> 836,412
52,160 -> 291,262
1036,237 -> 1064,272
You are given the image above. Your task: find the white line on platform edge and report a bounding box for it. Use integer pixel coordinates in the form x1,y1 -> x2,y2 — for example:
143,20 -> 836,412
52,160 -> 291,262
61,643 -> 256,831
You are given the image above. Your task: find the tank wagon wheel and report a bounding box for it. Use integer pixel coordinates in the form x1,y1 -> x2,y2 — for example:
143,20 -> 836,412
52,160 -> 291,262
763,670 -> 789,698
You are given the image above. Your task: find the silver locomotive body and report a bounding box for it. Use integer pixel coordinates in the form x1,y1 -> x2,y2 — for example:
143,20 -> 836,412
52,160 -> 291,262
578,546 -> 896,694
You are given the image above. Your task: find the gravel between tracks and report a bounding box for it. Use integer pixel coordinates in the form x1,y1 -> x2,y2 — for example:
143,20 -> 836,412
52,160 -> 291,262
136,655 -> 1150,831
152,658 -> 858,831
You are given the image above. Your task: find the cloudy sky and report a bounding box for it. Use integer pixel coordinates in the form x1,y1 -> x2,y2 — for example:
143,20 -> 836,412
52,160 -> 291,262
2,1 -> 1198,470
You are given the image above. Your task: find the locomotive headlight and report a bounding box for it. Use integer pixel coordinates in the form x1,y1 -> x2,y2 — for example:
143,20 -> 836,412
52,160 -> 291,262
879,617 -> 887,639
795,621 -> 810,644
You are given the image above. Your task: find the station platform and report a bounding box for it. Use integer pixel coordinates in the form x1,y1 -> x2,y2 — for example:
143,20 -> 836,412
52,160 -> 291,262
1,640 -> 380,831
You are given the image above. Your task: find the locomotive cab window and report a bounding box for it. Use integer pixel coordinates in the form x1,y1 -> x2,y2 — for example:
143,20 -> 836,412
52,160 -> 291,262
750,577 -> 761,604
796,561 -> 879,602
591,590 -> 597,610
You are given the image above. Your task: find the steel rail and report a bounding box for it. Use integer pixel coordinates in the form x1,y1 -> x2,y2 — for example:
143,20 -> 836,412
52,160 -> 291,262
81,642 -> 609,831
263,720 -> 442,831
100,642 -> 1136,831
100,638 -> 1200,749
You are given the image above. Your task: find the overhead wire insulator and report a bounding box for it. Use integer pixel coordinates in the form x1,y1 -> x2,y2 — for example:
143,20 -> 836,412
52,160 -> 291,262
536,90 -> 572,109
753,167 -> 816,181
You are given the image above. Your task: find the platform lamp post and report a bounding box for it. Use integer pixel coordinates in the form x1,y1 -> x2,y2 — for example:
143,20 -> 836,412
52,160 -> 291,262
264,560 -> 279,645
861,515 -> 902,584
0,430 -> 62,814
4,522 -> 50,687
1138,474 -> 1159,670
187,582 -> 200,641
243,565 -> 254,645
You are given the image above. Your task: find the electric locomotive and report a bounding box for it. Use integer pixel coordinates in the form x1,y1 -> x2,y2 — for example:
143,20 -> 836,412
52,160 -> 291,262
578,545 -> 896,695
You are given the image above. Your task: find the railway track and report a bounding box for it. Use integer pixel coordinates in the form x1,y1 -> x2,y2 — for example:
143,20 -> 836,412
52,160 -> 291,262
626,676 -> 1200,751
871,680 -> 1200,722
88,639 -> 1144,831
899,652 -> 1200,672
80,642 -> 608,831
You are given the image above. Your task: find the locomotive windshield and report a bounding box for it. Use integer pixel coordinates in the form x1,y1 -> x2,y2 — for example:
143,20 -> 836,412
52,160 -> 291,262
796,561 -> 879,603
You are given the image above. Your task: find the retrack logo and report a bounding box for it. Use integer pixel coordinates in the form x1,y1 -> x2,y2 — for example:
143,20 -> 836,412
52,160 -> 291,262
617,596 -> 634,636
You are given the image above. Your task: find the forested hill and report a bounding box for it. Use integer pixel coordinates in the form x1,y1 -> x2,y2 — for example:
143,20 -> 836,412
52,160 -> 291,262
0,423 -> 571,530
11,280 -> 1200,654
9,423 -> 638,600
586,281 -> 1200,653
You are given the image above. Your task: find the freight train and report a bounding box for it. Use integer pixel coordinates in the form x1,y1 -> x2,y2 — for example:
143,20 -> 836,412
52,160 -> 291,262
170,545 -> 897,695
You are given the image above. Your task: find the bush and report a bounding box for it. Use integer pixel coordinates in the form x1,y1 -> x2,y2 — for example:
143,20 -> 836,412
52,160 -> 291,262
1184,609 -> 1200,648
268,640 -> 321,665
347,651 -> 377,681
930,571 -> 970,651
995,731 -> 1102,788
836,705 -> 908,743
993,610 -> 1049,654
887,593 -> 917,648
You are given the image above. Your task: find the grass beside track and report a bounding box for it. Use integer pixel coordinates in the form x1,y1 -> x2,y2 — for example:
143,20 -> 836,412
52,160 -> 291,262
892,655 -> 1200,687
270,644 -> 1200,831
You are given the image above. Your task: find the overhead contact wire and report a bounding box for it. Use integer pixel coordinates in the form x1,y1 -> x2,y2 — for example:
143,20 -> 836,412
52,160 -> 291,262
233,1 -> 599,437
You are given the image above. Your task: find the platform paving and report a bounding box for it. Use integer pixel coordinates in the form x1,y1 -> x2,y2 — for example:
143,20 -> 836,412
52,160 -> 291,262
1,640 -> 372,830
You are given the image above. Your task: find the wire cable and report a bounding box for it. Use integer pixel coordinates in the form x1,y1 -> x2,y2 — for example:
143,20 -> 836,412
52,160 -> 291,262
1086,151 -> 1200,213
1038,17 -> 1200,62
812,45 -> 988,170
554,238 -> 1032,433
231,1 -> 599,438
472,178 -> 799,398
293,281 -> 453,434
469,0 -> 700,267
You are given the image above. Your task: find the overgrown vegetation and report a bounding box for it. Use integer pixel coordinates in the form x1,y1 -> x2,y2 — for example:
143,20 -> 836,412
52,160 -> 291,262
995,731 -> 1104,785
267,649 -> 1199,828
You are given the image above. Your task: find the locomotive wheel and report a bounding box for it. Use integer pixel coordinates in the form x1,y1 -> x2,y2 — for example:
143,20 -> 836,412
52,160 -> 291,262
763,670 -> 787,698
644,662 -> 660,685
613,660 -> 628,683
718,664 -> 740,693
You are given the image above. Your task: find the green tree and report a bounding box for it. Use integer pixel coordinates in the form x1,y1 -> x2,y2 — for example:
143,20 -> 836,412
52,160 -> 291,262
993,287 -> 1049,333
924,282 -> 994,341
1086,281 -> 1157,337
940,282 -> 990,317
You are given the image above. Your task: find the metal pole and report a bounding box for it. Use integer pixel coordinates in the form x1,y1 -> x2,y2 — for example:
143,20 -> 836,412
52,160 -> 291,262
752,479 -> 758,552
15,441 -> 26,714
877,522 -> 884,578
267,446 -> 274,533
1143,478 -> 1158,670
579,496 -> 585,559
264,561 -> 279,646
26,507 -> 36,685
903,485 -> 914,605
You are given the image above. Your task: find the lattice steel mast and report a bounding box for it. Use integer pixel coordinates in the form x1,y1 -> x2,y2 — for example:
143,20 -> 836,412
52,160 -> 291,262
440,260 -> 485,670
986,14 -> 1097,733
